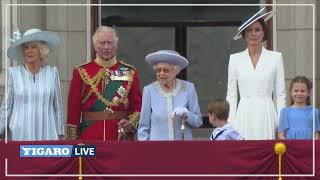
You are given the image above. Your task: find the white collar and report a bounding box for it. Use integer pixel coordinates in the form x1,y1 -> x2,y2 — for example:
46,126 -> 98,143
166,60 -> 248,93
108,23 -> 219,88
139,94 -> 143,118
214,123 -> 231,132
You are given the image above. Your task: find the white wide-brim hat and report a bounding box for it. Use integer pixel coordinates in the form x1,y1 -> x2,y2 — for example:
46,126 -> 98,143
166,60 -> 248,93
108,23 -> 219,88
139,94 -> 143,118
233,7 -> 275,40
145,50 -> 189,69
7,28 -> 61,61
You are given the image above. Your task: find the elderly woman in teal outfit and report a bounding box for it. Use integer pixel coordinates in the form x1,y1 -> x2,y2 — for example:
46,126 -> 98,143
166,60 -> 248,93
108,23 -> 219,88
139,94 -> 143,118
138,50 -> 203,140
0,28 -> 64,141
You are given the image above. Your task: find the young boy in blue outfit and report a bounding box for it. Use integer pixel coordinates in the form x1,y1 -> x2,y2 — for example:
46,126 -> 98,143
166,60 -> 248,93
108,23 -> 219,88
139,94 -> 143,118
208,99 -> 244,140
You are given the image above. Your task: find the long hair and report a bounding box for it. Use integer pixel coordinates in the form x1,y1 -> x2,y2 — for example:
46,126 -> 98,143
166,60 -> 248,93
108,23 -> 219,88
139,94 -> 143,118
37,41 -> 50,61
289,76 -> 312,105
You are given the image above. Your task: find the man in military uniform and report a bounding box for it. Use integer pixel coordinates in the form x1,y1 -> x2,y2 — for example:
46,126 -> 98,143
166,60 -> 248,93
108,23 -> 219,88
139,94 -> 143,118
67,26 -> 142,141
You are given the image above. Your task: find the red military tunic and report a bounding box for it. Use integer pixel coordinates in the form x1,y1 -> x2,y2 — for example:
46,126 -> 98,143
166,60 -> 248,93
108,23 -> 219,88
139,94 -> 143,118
67,55 -> 142,140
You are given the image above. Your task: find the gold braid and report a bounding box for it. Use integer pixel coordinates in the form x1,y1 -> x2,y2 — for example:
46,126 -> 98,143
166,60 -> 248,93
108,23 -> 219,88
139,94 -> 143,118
81,68 -> 110,104
128,112 -> 140,129
77,67 -> 135,112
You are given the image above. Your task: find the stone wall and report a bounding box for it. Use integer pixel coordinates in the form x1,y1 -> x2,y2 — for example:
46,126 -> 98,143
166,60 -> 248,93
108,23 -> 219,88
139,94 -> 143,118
276,0 -> 319,106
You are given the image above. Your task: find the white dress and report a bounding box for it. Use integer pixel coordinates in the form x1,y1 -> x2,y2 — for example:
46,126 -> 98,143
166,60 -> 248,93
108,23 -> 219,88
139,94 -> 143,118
226,47 -> 286,140
0,64 -> 64,141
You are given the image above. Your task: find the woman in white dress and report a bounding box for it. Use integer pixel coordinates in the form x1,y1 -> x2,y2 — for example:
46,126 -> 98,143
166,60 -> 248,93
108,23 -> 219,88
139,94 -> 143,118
226,8 -> 286,140
138,50 -> 202,140
0,28 -> 64,141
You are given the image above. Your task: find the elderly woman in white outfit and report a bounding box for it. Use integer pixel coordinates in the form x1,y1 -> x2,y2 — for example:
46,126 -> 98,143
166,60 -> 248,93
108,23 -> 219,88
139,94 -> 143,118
0,28 -> 64,141
226,8 -> 286,140
138,50 -> 203,140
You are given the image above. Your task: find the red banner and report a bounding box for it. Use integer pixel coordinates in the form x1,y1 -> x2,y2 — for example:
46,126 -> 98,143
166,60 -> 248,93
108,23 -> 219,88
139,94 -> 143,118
1,140 -> 319,179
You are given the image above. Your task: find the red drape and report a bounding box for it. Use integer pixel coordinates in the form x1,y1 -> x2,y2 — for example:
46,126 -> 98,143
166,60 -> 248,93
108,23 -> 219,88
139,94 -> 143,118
1,140 -> 319,179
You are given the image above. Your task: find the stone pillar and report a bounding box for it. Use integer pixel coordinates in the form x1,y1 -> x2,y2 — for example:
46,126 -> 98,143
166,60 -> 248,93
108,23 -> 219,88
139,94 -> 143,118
316,1 -> 320,106
45,0 -> 87,122
0,2 -> 3,102
17,0 -> 45,30
276,0 -> 318,106
45,0 -> 89,120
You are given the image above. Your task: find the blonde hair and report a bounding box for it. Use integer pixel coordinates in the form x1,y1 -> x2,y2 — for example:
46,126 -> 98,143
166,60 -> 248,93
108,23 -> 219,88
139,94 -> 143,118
207,99 -> 229,121
37,41 -> 50,61
92,26 -> 119,46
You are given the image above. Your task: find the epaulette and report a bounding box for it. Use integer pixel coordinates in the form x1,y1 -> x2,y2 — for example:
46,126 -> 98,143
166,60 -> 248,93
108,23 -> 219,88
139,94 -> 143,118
75,61 -> 91,69
119,60 -> 136,70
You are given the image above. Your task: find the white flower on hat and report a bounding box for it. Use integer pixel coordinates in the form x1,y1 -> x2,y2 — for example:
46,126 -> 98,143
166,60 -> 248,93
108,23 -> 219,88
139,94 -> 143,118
10,28 -> 21,43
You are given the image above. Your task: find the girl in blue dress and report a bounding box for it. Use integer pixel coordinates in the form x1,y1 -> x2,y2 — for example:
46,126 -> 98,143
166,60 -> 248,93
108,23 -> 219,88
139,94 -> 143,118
278,76 -> 320,139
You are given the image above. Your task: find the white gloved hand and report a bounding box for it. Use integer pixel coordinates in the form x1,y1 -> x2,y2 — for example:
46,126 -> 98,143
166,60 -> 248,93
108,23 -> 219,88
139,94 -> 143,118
173,107 -> 188,117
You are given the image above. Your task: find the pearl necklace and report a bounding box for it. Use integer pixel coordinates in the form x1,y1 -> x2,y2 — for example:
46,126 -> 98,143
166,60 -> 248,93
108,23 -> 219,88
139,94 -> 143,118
160,79 -> 176,93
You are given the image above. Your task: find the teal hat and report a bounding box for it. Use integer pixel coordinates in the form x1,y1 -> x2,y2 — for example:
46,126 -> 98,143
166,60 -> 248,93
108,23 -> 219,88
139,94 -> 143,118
7,28 -> 61,60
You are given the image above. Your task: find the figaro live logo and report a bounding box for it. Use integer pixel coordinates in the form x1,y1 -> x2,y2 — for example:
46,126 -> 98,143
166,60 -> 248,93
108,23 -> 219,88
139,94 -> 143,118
20,145 -> 96,157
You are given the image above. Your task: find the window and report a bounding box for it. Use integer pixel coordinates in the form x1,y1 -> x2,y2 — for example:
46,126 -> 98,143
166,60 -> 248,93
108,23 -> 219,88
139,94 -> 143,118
99,1 -> 261,127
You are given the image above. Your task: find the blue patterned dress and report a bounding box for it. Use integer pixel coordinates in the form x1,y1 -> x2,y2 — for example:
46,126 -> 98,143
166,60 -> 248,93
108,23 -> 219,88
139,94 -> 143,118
0,64 -> 64,141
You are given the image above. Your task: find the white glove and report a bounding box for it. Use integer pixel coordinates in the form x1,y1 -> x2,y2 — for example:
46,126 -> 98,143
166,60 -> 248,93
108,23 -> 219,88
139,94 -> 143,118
173,107 -> 188,117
